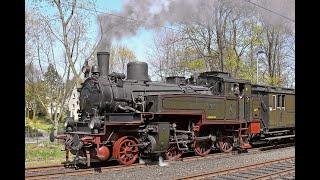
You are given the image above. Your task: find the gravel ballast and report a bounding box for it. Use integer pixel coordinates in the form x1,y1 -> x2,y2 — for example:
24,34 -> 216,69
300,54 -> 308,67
57,147 -> 294,180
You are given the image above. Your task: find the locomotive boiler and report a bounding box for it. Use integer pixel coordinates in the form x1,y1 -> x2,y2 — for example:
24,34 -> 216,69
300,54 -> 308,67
54,51 -> 295,168
79,52 -> 211,118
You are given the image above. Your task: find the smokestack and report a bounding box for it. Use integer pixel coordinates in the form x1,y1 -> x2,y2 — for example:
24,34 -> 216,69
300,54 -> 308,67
97,52 -> 110,76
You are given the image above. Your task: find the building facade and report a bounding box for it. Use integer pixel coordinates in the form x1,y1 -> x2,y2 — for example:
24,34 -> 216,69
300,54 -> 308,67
66,86 -> 80,121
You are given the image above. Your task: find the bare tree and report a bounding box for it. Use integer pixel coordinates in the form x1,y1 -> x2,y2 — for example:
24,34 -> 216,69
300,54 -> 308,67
26,0 -> 99,134
258,20 -> 294,86
110,44 -> 137,74
25,63 -> 45,120
148,29 -> 195,81
147,0 -> 294,87
31,0 -> 98,84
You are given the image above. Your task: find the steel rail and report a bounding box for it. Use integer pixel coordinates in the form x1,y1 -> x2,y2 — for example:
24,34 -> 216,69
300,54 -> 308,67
176,156 -> 294,180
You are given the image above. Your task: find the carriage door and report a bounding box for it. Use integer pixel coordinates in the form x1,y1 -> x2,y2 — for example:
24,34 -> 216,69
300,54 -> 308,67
269,94 -> 277,128
276,94 -> 282,127
276,94 -> 286,127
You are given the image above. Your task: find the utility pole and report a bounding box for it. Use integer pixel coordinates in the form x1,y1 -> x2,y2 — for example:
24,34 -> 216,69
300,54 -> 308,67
256,50 -> 265,84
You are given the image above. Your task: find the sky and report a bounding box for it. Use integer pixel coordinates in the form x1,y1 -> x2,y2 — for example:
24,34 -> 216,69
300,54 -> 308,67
26,0 -> 154,63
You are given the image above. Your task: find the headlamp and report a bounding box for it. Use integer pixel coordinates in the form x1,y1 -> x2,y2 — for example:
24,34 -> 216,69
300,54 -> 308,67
64,117 -> 74,129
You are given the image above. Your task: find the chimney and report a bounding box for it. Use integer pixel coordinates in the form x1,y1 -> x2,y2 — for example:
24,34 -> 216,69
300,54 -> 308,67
97,51 -> 110,76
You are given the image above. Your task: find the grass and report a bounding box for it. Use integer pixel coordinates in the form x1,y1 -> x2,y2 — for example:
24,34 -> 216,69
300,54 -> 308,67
25,118 -> 53,132
25,141 -> 68,168
25,117 -> 68,167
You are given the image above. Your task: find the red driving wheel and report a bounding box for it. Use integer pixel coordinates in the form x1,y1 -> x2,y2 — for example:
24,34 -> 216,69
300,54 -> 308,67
217,137 -> 233,153
113,137 -> 139,165
194,140 -> 212,157
165,144 -> 183,161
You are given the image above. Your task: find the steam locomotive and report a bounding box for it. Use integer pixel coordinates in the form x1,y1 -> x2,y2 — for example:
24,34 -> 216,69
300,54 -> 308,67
53,51 -> 295,167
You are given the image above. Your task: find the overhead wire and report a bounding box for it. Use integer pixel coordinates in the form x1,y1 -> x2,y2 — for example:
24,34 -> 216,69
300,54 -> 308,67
244,0 -> 295,23
62,0 -> 295,31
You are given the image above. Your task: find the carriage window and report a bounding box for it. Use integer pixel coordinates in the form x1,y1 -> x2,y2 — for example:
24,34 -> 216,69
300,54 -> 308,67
272,95 -> 276,110
282,95 -> 285,108
239,83 -> 245,95
277,95 -> 281,108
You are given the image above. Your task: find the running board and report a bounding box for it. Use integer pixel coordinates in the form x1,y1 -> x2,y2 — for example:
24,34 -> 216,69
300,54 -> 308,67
265,134 -> 295,141
264,130 -> 290,134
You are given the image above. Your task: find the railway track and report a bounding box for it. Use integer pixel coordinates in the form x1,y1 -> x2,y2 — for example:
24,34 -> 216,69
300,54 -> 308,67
177,156 -> 294,180
25,143 -> 294,179
26,164 -> 64,171
25,163 -> 146,180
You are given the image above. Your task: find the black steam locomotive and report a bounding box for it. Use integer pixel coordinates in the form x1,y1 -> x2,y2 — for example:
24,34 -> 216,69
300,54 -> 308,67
54,51 -> 295,167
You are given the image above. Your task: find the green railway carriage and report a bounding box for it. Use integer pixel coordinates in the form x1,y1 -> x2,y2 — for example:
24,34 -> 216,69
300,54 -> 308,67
250,85 -> 295,142
251,85 -> 295,130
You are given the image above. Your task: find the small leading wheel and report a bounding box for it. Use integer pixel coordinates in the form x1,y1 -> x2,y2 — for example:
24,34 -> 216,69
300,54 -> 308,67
113,138 -> 139,165
194,140 -> 212,157
165,144 -> 183,161
217,137 -> 233,153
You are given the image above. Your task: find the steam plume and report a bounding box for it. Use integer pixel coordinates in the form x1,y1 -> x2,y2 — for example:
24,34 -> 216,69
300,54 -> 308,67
97,0 -> 294,51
